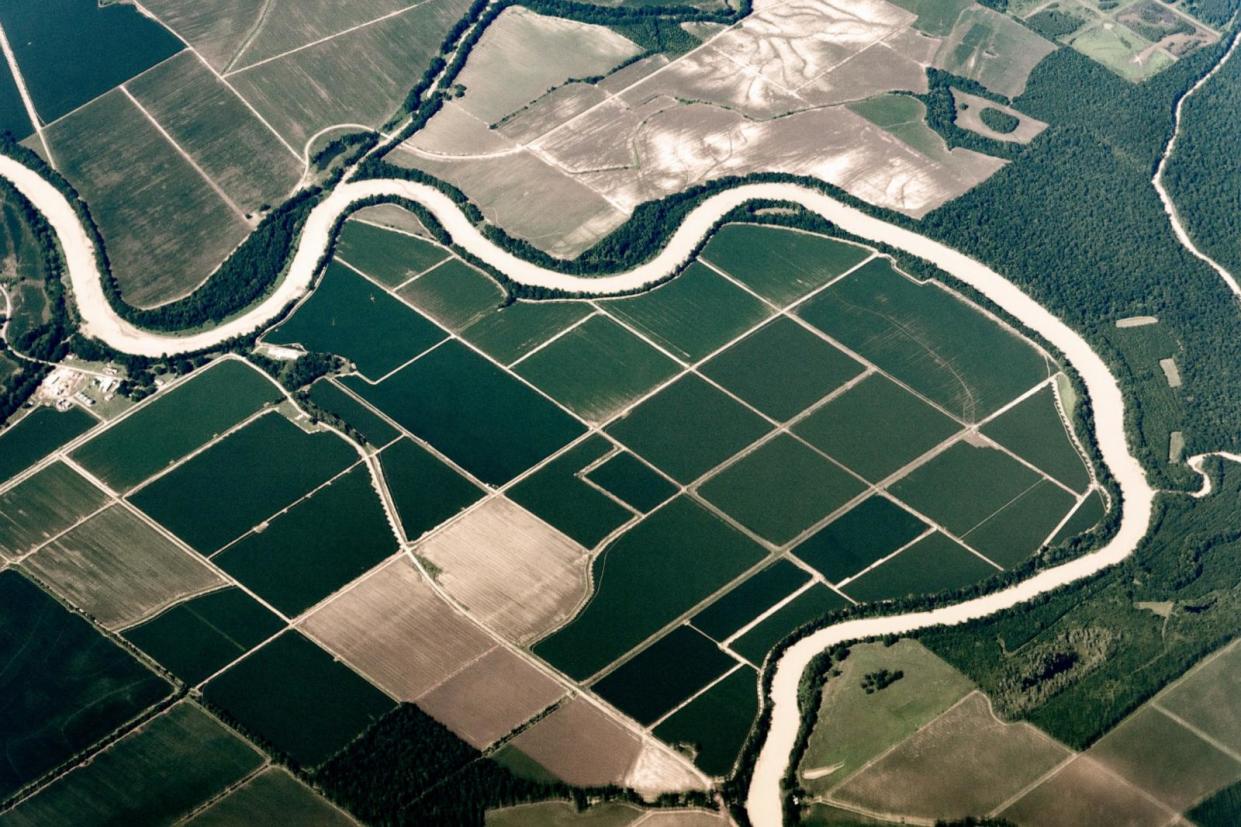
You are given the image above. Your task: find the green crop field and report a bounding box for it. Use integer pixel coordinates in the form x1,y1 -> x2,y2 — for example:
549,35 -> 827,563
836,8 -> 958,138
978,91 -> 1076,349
3,703 -> 262,826
306,379 -> 399,447
592,625 -> 737,724
515,315 -> 679,423
72,359 -> 281,491
700,224 -> 871,306
266,263 -> 446,380
732,586 -> 850,665
842,532 -> 998,602
701,317 -> 865,421
793,374 -> 962,482
0,406 -> 94,485
129,412 -> 357,554
798,259 -> 1049,423
793,495 -> 929,583
214,466 -> 397,616
124,587 -> 285,685
887,0 -> 973,36
602,263 -> 771,362
606,375 -> 771,484
963,478 -> 1078,567
798,640 -> 975,795
1050,490 -> 1106,545
508,435 -> 632,548
343,341 -> 585,486
983,384 -> 1091,492
584,450 -> 676,514
1190,781 -> 1241,827
848,94 -> 949,159
335,220 -> 448,287
654,665 -> 758,777
692,559 -> 811,642
937,6 -> 1056,97
0,571 -> 170,799
204,631 -> 395,768
398,259 -> 507,332
699,435 -> 866,545
1068,23 -> 1173,83
188,767 -> 354,826
534,496 -> 766,679
461,300 -> 593,365
0,461 -> 108,559
378,438 -> 483,542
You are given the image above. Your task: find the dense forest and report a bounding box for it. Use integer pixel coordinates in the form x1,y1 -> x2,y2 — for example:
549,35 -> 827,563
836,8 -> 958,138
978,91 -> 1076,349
1162,41 -> 1241,281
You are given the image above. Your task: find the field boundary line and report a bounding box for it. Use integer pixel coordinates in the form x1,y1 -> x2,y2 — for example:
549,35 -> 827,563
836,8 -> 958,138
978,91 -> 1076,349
0,22 -> 54,167
1150,702 -> 1241,764
222,0 -> 275,74
507,310 -> 600,368
647,661 -> 746,731
722,580 -> 819,647
984,752 -> 1077,817
832,526 -> 938,590
225,0 -> 433,77
119,86 -> 251,223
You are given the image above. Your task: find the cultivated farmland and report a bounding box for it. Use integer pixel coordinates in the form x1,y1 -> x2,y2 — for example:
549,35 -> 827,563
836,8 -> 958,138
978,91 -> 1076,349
654,666 -> 759,778
335,219 -> 448,288
188,767 -> 355,826
0,461 -> 108,559
378,438 -> 483,541
0,405 -> 94,485
508,697 -> 646,788
397,259 -> 507,333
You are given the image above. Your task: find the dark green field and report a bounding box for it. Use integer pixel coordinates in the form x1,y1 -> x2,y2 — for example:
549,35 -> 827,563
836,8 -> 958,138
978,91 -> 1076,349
606,375 -> 771,484
701,317 -> 865,421
0,406 -> 94,485
963,478 -> 1078,567
72,359 -> 281,491
335,220 -> 447,287
793,374 -> 961,482
2,703 -> 261,826
508,435 -> 632,548
123,587 -> 285,685
797,259 -> 1049,422
534,497 -> 766,679
266,263 -> 446,380
842,533 -> 997,602
461,300 -> 593,365
343,341 -> 584,486
732,586 -> 849,664
701,224 -> 871,306
699,434 -> 865,545
592,625 -> 736,724
585,450 -> 677,514
379,438 -> 483,541
0,461 -> 109,559
306,379 -> 399,446
204,631 -> 395,768
1050,490 -> 1106,545
0,571 -> 170,799
793,495 -> 929,583
692,558 -> 811,641
398,258 -> 506,332
602,263 -> 771,362
653,665 -> 758,777
983,384 -> 1090,492
130,412 -> 358,554
214,466 -> 397,616
515,315 -> 679,423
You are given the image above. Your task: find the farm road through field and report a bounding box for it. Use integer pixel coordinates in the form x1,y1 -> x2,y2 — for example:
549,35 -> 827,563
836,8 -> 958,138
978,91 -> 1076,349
0,152 -> 1161,826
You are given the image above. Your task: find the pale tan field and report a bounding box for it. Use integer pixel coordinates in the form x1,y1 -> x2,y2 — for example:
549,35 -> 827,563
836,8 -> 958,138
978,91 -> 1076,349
417,647 -> 564,748
413,498 -> 590,643
299,556 -> 495,699
495,84 -> 610,144
626,739 -> 709,796
1000,755 -> 1174,827
952,90 -> 1048,144
407,103 -> 522,157
25,505 -> 224,630
348,205 -> 432,238
449,7 -> 641,125
509,697 -> 644,787
833,692 -> 1070,819
139,0 -> 264,71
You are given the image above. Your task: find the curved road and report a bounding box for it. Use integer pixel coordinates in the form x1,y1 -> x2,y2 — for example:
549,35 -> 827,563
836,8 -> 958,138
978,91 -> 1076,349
0,155 -> 1155,825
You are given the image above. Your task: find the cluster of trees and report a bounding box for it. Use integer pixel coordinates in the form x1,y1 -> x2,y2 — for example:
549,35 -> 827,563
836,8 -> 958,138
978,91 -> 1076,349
310,131 -> 378,170
979,106 -> 1021,134
860,668 -> 904,693
1026,8 -> 1086,38
1181,0 -> 1240,27
311,703 -> 715,825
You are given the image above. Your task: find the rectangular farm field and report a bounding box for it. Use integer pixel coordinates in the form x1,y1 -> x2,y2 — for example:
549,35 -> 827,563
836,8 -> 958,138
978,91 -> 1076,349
2,702 -> 262,826
700,223 -> 871,306
584,449 -> 677,514
508,435 -> 633,548
592,625 -> 737,725
378,438 -> 484,542
72,358 -> 281,491
187,768 -> 354,826
692,558 -> 811,641
129,411 -> 358,554
461,299 -> 593,364
983,384 -> 1090,492
731,585 -> 849,665
335,219 -> 449,287
654,665 -> 758,777
397,258 -> 507,332
214,465 -> 397,616
0,461 -> 109,559
265,262 -> 445,380
792,495 -> 929,584
0,571 -> 171,799
343,340 -> 585,486
534,496 -> 766,680
797,258 -> 1049,423
123,586 -> 285,685
841,532 -> 998,603
305,378 -> 399,446
0,405 -> 95,485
